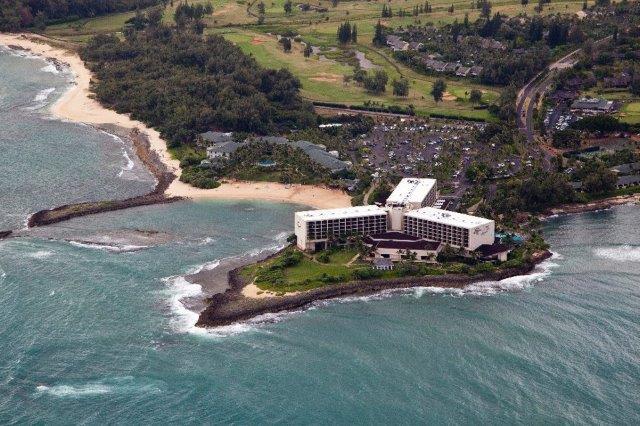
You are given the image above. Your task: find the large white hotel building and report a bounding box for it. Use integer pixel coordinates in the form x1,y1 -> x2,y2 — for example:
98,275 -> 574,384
294,178 -> 495,252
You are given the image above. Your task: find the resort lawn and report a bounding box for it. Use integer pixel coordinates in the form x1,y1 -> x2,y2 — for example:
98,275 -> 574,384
239,245 -> 520,293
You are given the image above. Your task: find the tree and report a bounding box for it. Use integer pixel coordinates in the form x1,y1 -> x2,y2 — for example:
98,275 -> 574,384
392,78 -> 409,97
469,89 -> 482,104
257,1 -> 265,14
582,166 -> 616,194
280,37 -> 292,52
337,22 -> 352,44
303,43 -> 312,57
431,79 -> 446,103
480,0 -> 492,17
351,24 -> 357,43
284,0 -> 292,14
522,0 -> 529,6
372,20 -> 386,46
332,0 -> 338,7
363,70 -> 388,94
448,4 -> 455,13
631,68 -> 640,96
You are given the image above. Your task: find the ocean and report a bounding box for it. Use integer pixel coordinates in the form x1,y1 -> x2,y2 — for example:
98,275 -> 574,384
1,47 -> 639,425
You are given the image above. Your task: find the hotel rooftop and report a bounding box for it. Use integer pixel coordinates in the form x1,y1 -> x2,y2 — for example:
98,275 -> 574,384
386,178 -> 437,206
296,205 -> 387,221
405,207 -> 493,229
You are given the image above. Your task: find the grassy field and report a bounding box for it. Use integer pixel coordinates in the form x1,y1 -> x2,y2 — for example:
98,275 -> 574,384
619,102 -> 640,124
240,247 -> 380,293
218,28 -> 498,119
42,0 -> 585,120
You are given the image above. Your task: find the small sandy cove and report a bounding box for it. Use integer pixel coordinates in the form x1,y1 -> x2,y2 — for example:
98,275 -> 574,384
0,33 -> 351,210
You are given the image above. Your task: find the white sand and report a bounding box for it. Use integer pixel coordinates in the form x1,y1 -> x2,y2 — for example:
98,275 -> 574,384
241,283 -> 299,299
0,33 -> 352,210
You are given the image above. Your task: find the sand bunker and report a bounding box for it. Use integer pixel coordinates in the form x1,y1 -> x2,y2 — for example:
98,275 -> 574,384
442,91 -> 457,101
310,73 -> 342,83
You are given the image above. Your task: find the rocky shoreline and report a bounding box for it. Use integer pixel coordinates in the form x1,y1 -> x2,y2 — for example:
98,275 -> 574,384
196,250 -> 553,328
541,193 -> 640,218
27,125 -> 182,228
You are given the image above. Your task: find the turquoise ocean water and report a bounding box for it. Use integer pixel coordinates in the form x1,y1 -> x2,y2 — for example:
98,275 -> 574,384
1,47 -> 639,424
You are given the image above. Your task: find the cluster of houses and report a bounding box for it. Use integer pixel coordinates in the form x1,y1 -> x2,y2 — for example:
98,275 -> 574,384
200,131 -> 352,173
571,161 -> 640,191
294,178 -> 512,270
385,35 -> 484,77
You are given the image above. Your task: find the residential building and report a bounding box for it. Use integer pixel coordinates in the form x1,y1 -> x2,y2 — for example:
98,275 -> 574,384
373,258 -> 394,270
403,207 -> 494,251
295,206 -> 388,251
199,131 -> 233,145
456,66 -> 471,77
386,35 -> 409,51
570,98 -> 615,114
206,141 -> 241,160
469,65 -> 483,76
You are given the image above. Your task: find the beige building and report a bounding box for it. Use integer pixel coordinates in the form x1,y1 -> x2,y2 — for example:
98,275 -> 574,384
295,206 -> 388,252
385,178 -> 437,230
403,207 -> 494,251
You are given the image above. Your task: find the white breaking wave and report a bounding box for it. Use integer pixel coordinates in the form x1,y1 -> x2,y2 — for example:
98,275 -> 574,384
27,250 -> 53,259
40,63 -> 60,74
35,377 -> 162,398
248,231 -> 289,257
162,275 -> 209,335
33,87 -> 55,102
199,237 -> 217,246
593,245 -> 640,262
36,384 -> 111,397
199,253 -> 563,336
68,241 -> 149,253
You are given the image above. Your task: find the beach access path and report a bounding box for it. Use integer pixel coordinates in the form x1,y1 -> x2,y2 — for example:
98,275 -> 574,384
0,33 -> 351,211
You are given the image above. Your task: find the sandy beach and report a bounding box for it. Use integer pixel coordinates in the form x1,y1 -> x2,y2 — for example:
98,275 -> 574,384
0,33 -> 351,210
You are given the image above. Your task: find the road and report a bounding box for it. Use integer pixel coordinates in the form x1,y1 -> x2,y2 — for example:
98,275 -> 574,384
516,36 -> 613,144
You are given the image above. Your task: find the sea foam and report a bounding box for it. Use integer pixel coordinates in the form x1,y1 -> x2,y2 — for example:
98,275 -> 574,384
68,240 -> 149,253
593,245 -> 640,262
33,87 -> 55,102
35,377 -> 162,398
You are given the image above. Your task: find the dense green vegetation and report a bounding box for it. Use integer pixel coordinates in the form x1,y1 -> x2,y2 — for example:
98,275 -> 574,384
80,24 -> 316,149
0,0 -> 161,31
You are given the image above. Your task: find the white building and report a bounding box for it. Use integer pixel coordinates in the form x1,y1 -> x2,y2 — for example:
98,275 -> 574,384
403,207 -> 494,251
295,206 -> 388,252
385,178 -> 437,230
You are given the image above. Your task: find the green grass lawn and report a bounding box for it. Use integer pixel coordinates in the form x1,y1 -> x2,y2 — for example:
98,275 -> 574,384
619,101 -> 640,124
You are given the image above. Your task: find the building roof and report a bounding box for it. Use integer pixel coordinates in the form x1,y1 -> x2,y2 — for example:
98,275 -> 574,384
375,239 -> 441,251
405,207 -> 493,229
373,258 -> 394,268
386,178 -> 437,206
610,162 -> 640,175
477,242 -> 512,257
364,232 -> 422,243
617,175 -> 640,186
200,131 -> 233,144
571,98 -> 613,111
206,141 -> 242,155
295,205 -> 387,222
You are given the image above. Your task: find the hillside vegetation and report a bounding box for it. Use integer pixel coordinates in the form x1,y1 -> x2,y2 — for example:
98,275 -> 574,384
80,28 -> 316,148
